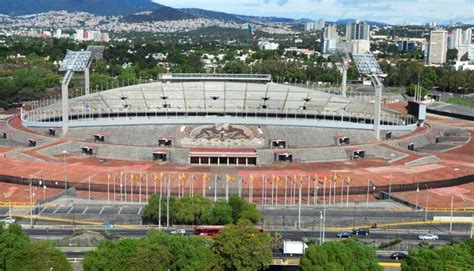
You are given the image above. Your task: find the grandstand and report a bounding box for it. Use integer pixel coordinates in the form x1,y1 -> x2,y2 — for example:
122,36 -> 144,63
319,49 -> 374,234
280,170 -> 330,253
13,74 -> 422,166
22,80 -> 416,131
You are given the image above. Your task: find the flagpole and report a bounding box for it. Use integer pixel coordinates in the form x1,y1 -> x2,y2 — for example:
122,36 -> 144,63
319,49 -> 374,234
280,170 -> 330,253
131,174 -> 134,203
328,179 -> 331,205
146,173 -> 149,202
191,174 -> 194,198
107,174 -> 110,205
284,176 -> 288,206
238,178 -> 242,198
275,177 -> 279,206
271,178 -> 274,206
113,176 -> 116,204
214,175 -> 217,202
346,181 -> 350,207
341,178 -> 344,207
225,175 -> 229,201
323,178 -> 326,205
307,175 -> 310,206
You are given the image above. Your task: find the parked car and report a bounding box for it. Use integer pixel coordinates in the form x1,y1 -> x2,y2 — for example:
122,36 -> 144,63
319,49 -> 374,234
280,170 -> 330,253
418,233 -> 439,240
336,232 -> 352,238
170,229 -> 186,235
390,252 -> 409,260
352,228 -> 370,236
0,217 -> 16,224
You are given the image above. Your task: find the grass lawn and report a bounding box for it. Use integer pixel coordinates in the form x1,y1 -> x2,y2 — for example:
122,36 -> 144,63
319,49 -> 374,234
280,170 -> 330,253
446,97 -> 474,109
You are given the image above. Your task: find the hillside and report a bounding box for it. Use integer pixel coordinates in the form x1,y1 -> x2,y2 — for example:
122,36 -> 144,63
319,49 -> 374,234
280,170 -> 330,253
0,0 -> 163,16
122,7 -> 196,23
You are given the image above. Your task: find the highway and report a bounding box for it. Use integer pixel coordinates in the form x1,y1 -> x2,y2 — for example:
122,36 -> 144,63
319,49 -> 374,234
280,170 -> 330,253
22,227 -> 471,242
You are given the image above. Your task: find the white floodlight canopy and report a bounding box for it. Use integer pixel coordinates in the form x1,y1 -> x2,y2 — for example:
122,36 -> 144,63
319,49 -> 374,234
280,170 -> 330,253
352,53 -> 384,76
59,51 -> 92,72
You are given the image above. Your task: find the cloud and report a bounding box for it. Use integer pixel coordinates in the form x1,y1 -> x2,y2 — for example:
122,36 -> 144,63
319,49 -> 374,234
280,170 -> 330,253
153,0 -> 474,24
263,0 -> 289,6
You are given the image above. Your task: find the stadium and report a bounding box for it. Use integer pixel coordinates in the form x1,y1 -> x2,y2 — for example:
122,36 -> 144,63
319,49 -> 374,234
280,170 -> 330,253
0,51 -> 472,210
17,72 -> 421,166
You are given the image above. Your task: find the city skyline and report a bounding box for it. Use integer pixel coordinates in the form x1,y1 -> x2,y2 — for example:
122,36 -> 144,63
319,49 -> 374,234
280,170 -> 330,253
154,0 -> 474,25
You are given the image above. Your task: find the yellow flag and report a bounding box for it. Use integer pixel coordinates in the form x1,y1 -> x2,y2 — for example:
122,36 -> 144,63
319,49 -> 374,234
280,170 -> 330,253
203,174 -> 210,181
226,174 -> 235,182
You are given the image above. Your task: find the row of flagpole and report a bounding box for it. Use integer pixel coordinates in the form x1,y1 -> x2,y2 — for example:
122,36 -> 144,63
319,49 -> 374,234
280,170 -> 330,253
101,172 -> 358,206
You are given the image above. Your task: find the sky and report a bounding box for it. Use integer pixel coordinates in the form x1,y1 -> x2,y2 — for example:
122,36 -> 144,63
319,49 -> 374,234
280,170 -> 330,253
153,0 -> 474,25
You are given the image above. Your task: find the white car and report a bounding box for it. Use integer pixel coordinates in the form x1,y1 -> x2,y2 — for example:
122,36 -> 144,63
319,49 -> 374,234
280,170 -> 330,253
0,217 -> 16,224
418,233 -> 439,240
170,229 -> 186,235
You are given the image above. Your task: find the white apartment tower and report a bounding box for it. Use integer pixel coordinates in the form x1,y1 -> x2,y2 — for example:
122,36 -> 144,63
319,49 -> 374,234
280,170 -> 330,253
346,21 -> 370,41
428,30 -> 448,64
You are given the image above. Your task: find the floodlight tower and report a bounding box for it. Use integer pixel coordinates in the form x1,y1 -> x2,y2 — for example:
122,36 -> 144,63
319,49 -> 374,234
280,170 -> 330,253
59,51 -> 92,135
352,53 -> 386,140
330,49 -> 350,97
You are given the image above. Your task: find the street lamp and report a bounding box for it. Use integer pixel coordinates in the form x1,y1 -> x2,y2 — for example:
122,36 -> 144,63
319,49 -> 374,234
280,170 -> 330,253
62,150 -> 68,191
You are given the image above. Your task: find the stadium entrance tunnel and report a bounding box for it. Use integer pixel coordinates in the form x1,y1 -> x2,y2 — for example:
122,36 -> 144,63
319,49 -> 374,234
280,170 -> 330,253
188,148 -> 257,166
275,151 -> 293,163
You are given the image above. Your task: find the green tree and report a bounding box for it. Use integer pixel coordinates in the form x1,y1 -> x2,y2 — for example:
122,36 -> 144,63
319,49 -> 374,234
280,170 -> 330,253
406,84 -> 427,99
145,230 -> 215,271
142,195 -> 176,225
212,219 -> 271,271
173,195 -> 212,225
300,239 -> 381,271
7,241 -> 72,271
200,201 -> 233,225
0,223 -> 70,271
228,194 -> 262,224
402,239 -> 474,271
447,49 -> 458,61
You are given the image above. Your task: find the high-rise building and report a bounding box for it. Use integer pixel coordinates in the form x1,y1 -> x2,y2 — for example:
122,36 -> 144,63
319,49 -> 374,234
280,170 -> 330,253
428,29 -> 448,65
462,28 -> 472,45
317,19 -> 325,30
320,24 -> 338,53
397,40 -> 417,52
346,21 -> 370,41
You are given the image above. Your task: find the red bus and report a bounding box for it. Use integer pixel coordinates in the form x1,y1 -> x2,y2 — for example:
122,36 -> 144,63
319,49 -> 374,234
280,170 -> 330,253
193,225 -> 264,237
194,225 -> 224,237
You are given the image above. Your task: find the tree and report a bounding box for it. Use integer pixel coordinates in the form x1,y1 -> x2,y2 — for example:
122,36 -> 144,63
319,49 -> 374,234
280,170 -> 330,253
228,194 -> 262,224
200,200 -> 233,225
145,230 -> 215,271
402,239 -> 474,271
406,84 -> 427,99
447,49 -> 458,61
0,223 -> 70,271
212,219 -> 272,271
173,195 -> 212,225
83,231 -> 215,271
299,239 -> 381,271
7,241 -> 72,271
142,194 -> 176,225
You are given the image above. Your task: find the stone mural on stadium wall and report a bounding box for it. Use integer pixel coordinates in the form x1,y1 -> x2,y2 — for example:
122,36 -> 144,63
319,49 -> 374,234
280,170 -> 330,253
180,124 -> 265,148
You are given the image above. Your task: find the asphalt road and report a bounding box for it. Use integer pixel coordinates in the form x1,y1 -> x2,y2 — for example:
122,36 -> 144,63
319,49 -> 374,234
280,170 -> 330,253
23,228 -> 471,242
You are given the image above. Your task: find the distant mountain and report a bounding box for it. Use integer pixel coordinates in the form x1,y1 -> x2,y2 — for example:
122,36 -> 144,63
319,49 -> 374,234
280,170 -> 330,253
180,8 -> 244,23
0,0 -> 163,16
122,7 -> 196,23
